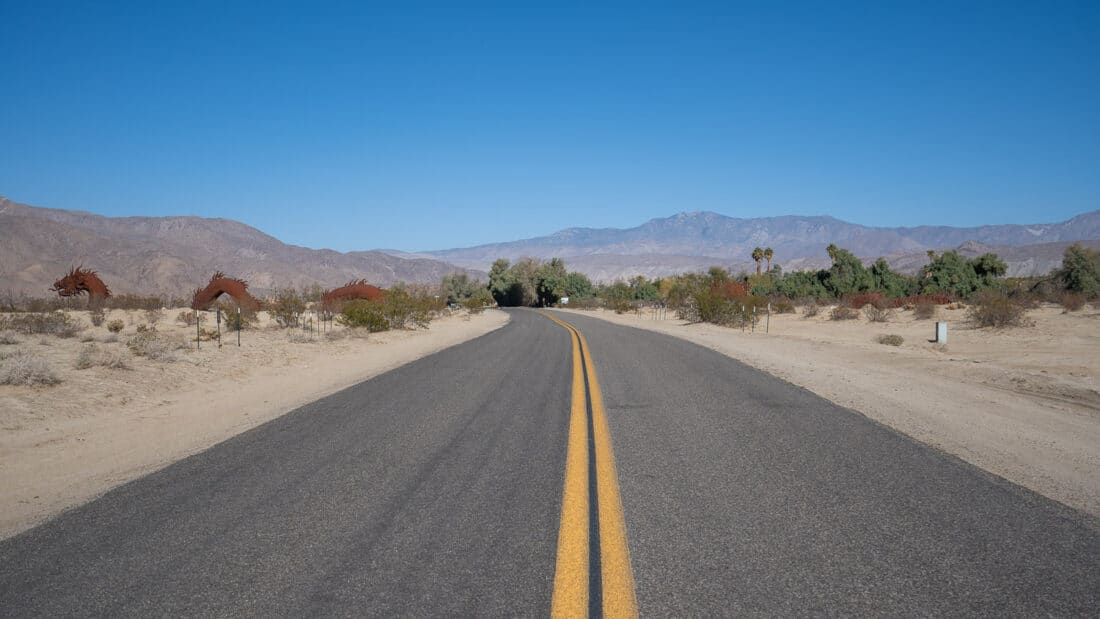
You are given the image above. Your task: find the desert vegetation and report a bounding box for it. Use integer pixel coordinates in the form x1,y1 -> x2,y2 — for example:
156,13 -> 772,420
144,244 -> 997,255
529,242 -> 1099,331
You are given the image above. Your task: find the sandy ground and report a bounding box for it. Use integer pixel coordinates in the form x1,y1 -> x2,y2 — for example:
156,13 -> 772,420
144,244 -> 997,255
562,304 -> 1100,519
0,307 -> 509,539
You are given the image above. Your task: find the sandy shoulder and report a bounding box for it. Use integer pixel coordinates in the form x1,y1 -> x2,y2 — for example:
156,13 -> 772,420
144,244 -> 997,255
561,305 -> 1100,519
0,308 -> 509,539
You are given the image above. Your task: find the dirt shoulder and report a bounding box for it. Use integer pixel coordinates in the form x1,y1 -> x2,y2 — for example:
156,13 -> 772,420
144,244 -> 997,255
561,304 -> 1100,518
0,308 -> 509,539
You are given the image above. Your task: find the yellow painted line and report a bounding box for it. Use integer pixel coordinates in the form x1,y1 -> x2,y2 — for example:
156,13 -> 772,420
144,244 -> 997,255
550,321 -> 589,618
577,327 -> 639,619
544,312 -> 639,619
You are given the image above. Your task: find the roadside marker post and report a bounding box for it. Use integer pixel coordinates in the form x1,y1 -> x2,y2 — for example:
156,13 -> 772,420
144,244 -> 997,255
237,307 -> 241,347
766,302 -> 771,334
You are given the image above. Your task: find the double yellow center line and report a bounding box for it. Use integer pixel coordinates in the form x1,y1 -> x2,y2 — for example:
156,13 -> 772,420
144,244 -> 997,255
543,313 -> 638,619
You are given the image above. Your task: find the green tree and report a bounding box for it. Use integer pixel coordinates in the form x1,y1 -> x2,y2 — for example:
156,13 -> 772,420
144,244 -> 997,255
441,272 -> 481,305
752,247 -> 764,275
764,247 -> 774,273
563,271 -> 594,299
920,251 -> 977,297
488,259 -> 513,306
870,258 -> 914,298
1059,243 -> 1100,296
919,251 -> 1006,298
629,275 -> 659,301
825,244 -> 873,297
536,258 -> 568,306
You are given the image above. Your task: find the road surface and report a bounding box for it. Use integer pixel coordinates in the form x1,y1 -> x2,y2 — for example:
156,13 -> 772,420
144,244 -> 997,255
1,309 -> 1098,616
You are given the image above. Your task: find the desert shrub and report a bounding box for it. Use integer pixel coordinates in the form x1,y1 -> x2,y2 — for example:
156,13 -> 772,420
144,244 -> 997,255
1059,292 -> 1086,312
462,288 -> 494,314
144,309 -> 164,325
90,308 -> 106,326
106,319 -> 125,333
269,288 -> 306,327
967,290 -> 1030,328
0,312 -> 84,338
0,350 -> 60,385
75,343 -> 130,370
196,327 -> 219,342
865,306 -> 893,323
683,289 -> 734,324
0,330 -> 20,345
380,285 -> 439,329
802,302 -> 820,318
1058,243 -> 1100,296
176,310 -> 197,326
99,333 -> 119,343
126,330 -> 182,361
216,301 -> 256,332
337,301 -> 390,332
830,306 -> 860,320
913,301 -> 937,320
569,296 -> 603,310
287,331 -> 313,344
769,300 -> 796,314
875,334 -> 904,346
80,333 -> 95,343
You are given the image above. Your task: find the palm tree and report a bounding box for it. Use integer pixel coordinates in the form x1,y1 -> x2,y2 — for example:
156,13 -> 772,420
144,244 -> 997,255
751,247 -> 764,275
764,247 -> 774,273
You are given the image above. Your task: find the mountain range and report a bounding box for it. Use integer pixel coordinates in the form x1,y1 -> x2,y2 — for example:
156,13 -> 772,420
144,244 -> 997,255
2,195 -> 1098,298
0,197 -> 482,298
417,210 -> 1100,280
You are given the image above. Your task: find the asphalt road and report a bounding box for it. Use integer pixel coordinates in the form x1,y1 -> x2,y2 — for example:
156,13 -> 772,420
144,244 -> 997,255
1,308 -> 1098,616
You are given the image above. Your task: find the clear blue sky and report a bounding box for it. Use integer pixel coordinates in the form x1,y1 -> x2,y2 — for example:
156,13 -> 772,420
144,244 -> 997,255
2,1 -> 1098,252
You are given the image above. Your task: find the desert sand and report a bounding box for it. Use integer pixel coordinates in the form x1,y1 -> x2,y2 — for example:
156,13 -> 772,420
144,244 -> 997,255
0,308 -> 509,539
563,304 -> 1100,520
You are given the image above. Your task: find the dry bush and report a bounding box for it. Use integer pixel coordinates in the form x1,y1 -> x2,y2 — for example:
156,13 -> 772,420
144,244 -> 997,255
875,334 -> 904,346
287,331 -> 312,344
802,302 -> 820,318
0,312 -> 84,338
144,309 -> 165,325
913,301 -> 937,320
106,319 -> 125,333
75,343 -> 130,370
864,306 -> 894,323
99,333 -> 119,343
0,350 -> 60,385
1059,292 -> 1086,312
0,330 -> 20,345
176,311 -> 206,327
830,306 -> 860,321
215,301 -> 257,332
769,299 -> 796,314
269,289 -> 307,327
892,293 -> 952,309
967,290 -> 1030,328
90,308 -> 106,327
126,330 -> 183,361
79,333 -> 95,343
